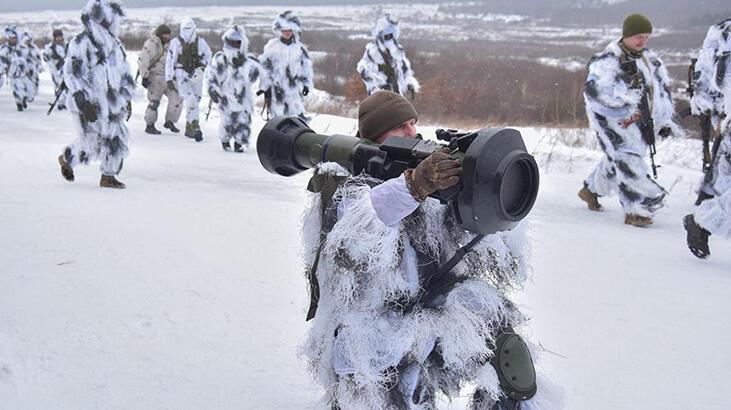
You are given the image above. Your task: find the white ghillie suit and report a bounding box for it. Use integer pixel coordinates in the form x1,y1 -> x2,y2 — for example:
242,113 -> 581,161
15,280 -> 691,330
42,36 -> 68,110
583,40 -> 683,217
165,18 -> 212,127
61,0 -> 134,176
690,19 -> 730,125
301,165 -> 562,410
206,25 -> 262,148
0,26 -> 33,109
21,32 -> 43,102
692,19 -> 731,239
357,14 -> 420,98
259,10 -> 313,118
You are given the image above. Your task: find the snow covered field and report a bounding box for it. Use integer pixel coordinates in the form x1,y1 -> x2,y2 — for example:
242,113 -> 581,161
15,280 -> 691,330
1,54 -> 730,409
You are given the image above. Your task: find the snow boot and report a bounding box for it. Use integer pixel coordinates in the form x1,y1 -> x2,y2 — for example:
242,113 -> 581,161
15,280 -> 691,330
22,98 -> 27,109
57,155 -> 74,182
100,175 -> 125,189
683,214 -> 710,259
16,103 -> 23,112
624,213 -> 653,227
184,122 -> 196,139
222,141 -> 231,151
164,121 -> 180,133
145,124 -> 162,135
578,184 -> 603,211
191,120 -> 203,142
234,142 -> 244,153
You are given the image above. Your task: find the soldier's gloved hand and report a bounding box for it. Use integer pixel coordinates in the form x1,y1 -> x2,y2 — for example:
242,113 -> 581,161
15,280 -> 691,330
405,148 -> 462,201
658,126 -> 672,139
209,90 -> 220,104
74,91 -> 98,123
302,86 -> 309,96
231,55 -> 245,67
167,80 -> 176,91
407,85 -> 416,101
125,101 -> 132,121
141,77 -> 150,89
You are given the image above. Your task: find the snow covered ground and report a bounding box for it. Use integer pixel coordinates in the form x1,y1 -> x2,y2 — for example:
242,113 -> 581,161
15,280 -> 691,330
1,54 -> 730,409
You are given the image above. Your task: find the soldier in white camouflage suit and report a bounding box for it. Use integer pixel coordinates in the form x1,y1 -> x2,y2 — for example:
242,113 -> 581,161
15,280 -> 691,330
684,18 -> 731,259
20,31 -> 42,103
165,18 -> 212,141
0,25 -> 33,111
42,29 -> 68,111
56,0 -> 135,189
206,25 -> 263,152
578,14 -> 683,227
357,14 -> 420,99
259,10 -> 313,119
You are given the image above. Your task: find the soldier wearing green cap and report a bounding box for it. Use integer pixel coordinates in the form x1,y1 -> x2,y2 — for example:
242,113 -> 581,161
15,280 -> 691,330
578,13 -> 684,227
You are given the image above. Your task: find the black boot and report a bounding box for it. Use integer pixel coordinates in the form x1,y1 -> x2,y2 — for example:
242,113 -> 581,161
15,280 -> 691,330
683,214 -> 710,259
145,124 -> 162,135
191,120 -> 203,142
22,98 -> 27,109
17,103 -> 23,112
164,121 -> 180,133
234,142 -> 244,153
222,141 -> 231,151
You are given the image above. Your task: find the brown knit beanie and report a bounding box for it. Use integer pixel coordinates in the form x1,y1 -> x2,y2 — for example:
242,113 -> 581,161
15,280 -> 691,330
358,91 -> 418,141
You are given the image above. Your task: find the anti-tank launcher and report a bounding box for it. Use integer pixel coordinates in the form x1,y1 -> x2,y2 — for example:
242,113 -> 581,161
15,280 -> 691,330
256,116 -> 539,236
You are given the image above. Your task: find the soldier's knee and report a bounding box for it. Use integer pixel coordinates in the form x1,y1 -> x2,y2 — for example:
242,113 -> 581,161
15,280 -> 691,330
148,100 -> 160,110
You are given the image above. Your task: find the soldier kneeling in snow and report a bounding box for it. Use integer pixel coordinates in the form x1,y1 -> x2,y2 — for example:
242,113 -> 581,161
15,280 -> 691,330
57,0 -> 135,189
206,25 -> 263,153
684,18 -> 731,259
301,91 -> 561,409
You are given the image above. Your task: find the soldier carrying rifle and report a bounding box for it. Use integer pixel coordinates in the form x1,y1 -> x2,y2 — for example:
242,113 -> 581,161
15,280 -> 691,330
684,18 -> 731,259
578,14 -> 684,227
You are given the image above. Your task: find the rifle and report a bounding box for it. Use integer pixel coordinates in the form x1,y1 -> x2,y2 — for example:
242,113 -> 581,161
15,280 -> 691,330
620,56 -> 659,178
135,69 -> 139,83
47,81 -> 67,115
257,89 -> 271,120
204,99 -> 213,121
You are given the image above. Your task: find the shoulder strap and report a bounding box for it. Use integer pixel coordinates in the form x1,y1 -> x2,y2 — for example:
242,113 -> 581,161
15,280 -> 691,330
304,172 -> 347,321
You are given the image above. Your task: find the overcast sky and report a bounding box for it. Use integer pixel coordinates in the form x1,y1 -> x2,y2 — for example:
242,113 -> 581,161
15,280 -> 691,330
2,0 -> 429,12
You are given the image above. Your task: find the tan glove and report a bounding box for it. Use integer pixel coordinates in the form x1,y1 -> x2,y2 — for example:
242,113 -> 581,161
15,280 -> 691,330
405,148 -> 462,201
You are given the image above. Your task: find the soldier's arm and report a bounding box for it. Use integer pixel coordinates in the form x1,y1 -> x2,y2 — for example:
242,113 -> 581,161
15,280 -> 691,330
300,45 -> 314,89
584,54 -> 639,120
137,39 -> 153,79
199,38 -> 212,67
164,39 -> 178,82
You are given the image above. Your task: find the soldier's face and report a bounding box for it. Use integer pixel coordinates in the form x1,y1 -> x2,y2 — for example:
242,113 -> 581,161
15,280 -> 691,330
162,33 -> 171,43
623,33 -> 650,51
8,36 -> 17,46
281,30 -> 294,40
54,36 -> 64,45
376,118 -> 417,144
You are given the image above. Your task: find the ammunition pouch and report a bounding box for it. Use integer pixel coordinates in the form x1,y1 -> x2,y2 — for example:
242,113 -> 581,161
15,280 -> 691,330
490,328 -> 537,401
